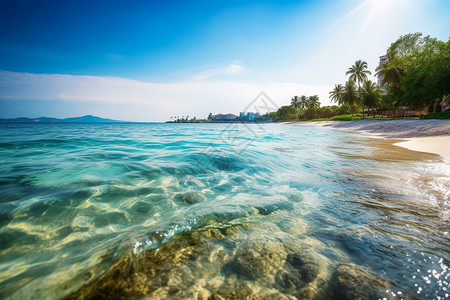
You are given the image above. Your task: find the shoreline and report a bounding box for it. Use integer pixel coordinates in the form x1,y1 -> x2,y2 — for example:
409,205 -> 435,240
394,136 -> 450,164
290,119 -> 450,163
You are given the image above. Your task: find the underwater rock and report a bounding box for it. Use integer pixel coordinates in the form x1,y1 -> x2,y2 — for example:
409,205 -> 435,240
63,223 -> 251,299
129,201 -> 154,215
197,288 -> 211,300
275,269 -> 304,291
254,200 -> 295,215
286,193 -> 303,203
175,191 -> 206,204
194,228 -> 225,241
234,236 -> 287,279
286,253 -> 319,283
274,253 -> 319,292
259,291 -> 291,300
328,264 -> 389,300
214,282 -> 252,299
93,211 -> 129,226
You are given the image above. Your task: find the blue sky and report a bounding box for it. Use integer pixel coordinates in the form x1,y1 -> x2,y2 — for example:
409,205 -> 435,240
0,0 -> 449,121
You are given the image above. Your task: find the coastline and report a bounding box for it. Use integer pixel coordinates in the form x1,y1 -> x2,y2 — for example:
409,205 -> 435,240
290,119 -> 450,163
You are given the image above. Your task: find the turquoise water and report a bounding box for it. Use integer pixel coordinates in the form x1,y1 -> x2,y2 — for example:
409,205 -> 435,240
0,123 -> 449,299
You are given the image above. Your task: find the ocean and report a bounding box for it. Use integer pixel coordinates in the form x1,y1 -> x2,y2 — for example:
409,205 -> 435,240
0,122 -> 449,299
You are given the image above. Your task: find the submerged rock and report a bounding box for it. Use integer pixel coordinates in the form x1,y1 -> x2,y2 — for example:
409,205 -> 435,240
328,264 -> 389,300
213,282 -> 252,299
63,223 -> 247,300
234,236 -> 287,279
175,191 -> 206,204
274,253 -> 320,293
286,253 -> 319,283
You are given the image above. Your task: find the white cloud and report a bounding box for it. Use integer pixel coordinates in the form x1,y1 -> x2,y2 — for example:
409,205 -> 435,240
0,70 -> 333,121
191,63 -> 246,80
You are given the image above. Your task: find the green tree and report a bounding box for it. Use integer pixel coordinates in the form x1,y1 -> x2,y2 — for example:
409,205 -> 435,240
329,84 -> 345,105
276,105 -> 296,121
299,95 -> 309,115
362,80 -> 382,117
343,80 -> 358,117
375,59 -> 404,90
306,95 -> 320,119
290,96 -> 301,120
339,104 -> 352,115
381,33 -> 450,112
346,60 -> 372,118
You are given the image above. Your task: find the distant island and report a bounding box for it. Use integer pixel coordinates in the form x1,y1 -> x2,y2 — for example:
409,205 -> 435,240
0,115 -> 124,123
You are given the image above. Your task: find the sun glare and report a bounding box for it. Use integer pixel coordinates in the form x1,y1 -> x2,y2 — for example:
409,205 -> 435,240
369,0 -> 392,13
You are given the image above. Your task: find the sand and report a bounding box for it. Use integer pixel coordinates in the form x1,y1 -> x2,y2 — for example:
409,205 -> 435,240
395,136 -> 450,163
290,119 -> 450,163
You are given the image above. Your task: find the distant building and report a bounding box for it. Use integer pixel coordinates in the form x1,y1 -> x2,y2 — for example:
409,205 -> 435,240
247,112 -> 259,121
377,55 -> 388,87
214,113 -> 237,121
238,112 -> 260,121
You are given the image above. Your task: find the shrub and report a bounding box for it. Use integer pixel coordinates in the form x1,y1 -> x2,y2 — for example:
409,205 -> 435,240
419,110 -> 450,119
310,118 -> 329,122
330,115 -> 362,121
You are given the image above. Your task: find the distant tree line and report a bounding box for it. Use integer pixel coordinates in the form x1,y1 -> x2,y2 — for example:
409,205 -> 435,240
255,95 -> 354,122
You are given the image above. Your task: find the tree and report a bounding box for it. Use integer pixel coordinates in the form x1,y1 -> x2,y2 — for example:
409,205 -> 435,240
207,113 -> 213,121
342,80 -> 358,117
290,96 -> 301,120
401,37 -> 450,111
276,105 -> 296,121
329,84 -> 345,105
346,60 -> 372,118
362,80 -> 382,117
381,33 -> 450,112
299,95 -> 309,115
375,59 -> 403,90
306,95 -> 320,119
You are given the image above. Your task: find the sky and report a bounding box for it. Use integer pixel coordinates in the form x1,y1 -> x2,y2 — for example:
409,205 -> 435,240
0,0 -> 449,122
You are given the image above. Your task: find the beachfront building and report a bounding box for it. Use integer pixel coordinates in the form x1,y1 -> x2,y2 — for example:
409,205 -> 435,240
377,55 -> 388,88
239,112 -> 260,121
423,100 -> 450,114
214,113 -> 237,121
247,112 -> 259,121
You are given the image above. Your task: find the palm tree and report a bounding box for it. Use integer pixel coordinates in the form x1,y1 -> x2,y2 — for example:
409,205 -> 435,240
346,60 -> 372,118
299,95 -> 309,116
291,96 -> 300,120
362,80 -> 382,117
343,80 -> 358,117
375,59 -> 403,90
329,84 -> 345,105
306,95 -> 320,119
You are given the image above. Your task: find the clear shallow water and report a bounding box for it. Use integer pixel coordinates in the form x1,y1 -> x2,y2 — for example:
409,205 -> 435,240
0,123 -> 449,299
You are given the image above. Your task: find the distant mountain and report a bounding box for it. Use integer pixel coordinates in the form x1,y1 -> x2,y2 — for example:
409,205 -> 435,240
0,115 -> 124,123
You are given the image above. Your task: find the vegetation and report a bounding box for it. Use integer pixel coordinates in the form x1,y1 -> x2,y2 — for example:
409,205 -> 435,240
330,115 -> 362,121
323,32 -> 449,121
375,33 -> 450,111
346,60 -> 372,118
419,110 -> 450,119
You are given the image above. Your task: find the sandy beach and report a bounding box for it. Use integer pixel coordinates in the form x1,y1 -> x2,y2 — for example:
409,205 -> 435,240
291,119 -> 450,163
